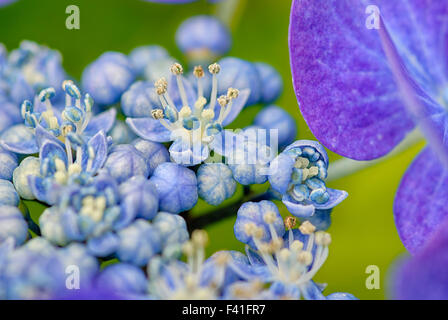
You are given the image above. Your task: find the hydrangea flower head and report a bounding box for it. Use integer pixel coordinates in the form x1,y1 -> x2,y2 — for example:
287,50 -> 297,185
269,140 -> 347,217
127,62 -> 250,166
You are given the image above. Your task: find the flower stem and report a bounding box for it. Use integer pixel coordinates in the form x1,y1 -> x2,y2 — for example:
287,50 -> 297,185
184,191 -> 272,232
326,128 -> 424,182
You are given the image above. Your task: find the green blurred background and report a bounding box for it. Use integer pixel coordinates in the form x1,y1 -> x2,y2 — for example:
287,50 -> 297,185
0,0 -> 423,299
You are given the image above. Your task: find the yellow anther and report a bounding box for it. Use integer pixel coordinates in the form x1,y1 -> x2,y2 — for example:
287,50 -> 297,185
193,65 -> 204,78
226,88 -> 239,100
208,63 -> 221,74
151,109 -> 164,120
192,229 -> 208,247
170,62 -> 184,75
285,216 -> 297,230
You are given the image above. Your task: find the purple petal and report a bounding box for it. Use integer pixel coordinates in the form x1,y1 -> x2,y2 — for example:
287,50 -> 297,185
394,147 -> 448,254
377,16 -> 448,167
83,108 -> 116,138
0,124 -> 38,154
126,117 -> 172,142
393,217 -> 448,300
288,0 -> 448,160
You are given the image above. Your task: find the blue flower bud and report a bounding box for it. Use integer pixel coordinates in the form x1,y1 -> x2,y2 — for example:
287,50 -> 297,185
253,105 -> 297,148
129,45 -> 169,76
12,156 -> 41,200
234,200 -> 285,249
152,212 -> 189,258
197,163 -> 236,205
176,15 -> 231,65
150,162 -> 198,214
81,52 -> 135,106
109,120 -> 137,145
254,62 -> 283,104
119,176 -> 159,220
217,57 -> 261,106
121,81 -> 160,117
132,138 -> 170,176
0,149 -> 17,181
0,206 -> 27,245
96,263 -> 148,296
0,180 -> 19,207
103,144 -> 149,183
116,219 -> 162,266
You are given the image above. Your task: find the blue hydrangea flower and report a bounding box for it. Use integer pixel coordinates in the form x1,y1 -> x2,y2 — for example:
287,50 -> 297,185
0,148 -> 17,180
197,163 -> 236,205
131,138 -> 170,176
148,230 -> 246,299
0,81 -> 116,155
152,211 -> 189,259
81,52 -> 135,106
253,105 -> 296,149
150,162 -> 198,214
109,120 -> 137,145
0,206 -> 27,245
0,180 -> 19,206
234,201 -> 356,300
176,15 -> 231,65
254,62 -> 283,105
39,174 -> 122,253
126,64 -> 249,165
226,130 -> 274,185
12,156 -> 40,200
2,41 -> 67,105
216,57 -> 261,106
268,140 -> 347,218
126,62 -> 250,166
0,237 -> 98,299
129,45 -> 170,77
103,144 -> 149,184
95,263 -> 148,299
26,128 -> 108,205
119,175 -> 159,221
234,200 -> 285,249
116,219 -> 162,266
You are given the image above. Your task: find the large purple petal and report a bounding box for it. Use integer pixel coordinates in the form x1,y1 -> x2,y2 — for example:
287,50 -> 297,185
394,147 -> 448,254
126,117 -> 172,142
392,217 -> 448,300
289,0 -> 447,160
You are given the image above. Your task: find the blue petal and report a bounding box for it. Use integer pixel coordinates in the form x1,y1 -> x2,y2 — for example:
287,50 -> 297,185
35,124 -> 64,150
169,139 -> 209,166
87,232 -> 119,257
126,117 -> 172,142
268,153 -> 295,194
0,124 -> 38,154
221,88 -> 250,126
282,194 -> 315,218
81,130 -> 108,174
83,108 -> 116,138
